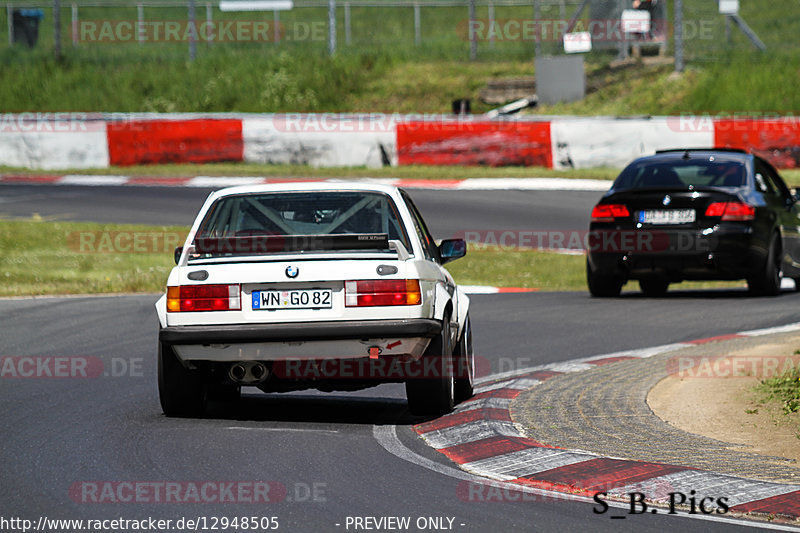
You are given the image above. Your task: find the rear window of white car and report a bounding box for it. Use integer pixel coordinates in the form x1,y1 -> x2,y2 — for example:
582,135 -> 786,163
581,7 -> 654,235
192,191 -> 412,257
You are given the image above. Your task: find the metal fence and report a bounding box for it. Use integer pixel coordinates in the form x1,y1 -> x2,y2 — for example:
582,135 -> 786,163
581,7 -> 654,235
1,0 -> 794,65
0,0 -> 669,61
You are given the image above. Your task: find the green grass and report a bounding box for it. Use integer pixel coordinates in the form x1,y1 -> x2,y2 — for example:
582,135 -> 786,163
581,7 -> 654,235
447,246 -> 585,291
4,163 -> 800,187
757,363 -> 800,416
0,218 -> 750,296
0,162 -> 621,180
0,218 -> 186,295
1,1 -> 800,114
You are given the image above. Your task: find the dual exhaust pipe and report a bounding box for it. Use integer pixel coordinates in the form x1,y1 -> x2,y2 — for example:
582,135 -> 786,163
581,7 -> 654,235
228,362 -> 268,384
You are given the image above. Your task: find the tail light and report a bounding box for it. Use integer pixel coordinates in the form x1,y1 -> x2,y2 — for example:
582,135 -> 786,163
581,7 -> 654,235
705,202 -> 755,221
345,280 -> 422,307
591,204 -> 630,222
166,284 -> 241,312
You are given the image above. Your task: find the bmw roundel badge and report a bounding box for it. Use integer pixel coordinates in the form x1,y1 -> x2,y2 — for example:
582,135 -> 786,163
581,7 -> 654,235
662,194 -> 672,206
285,266 -> 299,278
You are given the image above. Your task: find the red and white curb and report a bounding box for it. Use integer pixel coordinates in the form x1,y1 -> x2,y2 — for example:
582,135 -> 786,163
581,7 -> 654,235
0,174 -> 612,191
413,323 -> 800,522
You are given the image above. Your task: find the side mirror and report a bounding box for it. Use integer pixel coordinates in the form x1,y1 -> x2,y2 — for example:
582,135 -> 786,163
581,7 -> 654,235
438,239 -> 466,264
174,246 -> 183,265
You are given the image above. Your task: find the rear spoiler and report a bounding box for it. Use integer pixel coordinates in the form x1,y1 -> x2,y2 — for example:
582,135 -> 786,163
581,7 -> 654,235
192,233 -> 392,255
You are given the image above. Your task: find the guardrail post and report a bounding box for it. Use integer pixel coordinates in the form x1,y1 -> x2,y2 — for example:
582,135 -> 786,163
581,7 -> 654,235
188,0 -> 196,61
54,0 -> 62,59
345,2 -> 351,45
413,2 -> 420,46
533,0 -> 540,57
7,4 -> 13,46
328,0 -> 336,55
206,2 -> 212,46
468,0 -> 476,60
137,3 -> 144,44
674,0 -> 684,72
488,1 -> 494,49
71,3 -> 77,47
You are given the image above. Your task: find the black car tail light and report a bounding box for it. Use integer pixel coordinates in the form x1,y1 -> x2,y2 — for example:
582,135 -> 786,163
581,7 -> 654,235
705,202 -> 755,221
591,204 -> 630,222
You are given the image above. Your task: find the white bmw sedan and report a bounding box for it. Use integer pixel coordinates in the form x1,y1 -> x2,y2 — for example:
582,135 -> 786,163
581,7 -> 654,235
155,182 -> 473,417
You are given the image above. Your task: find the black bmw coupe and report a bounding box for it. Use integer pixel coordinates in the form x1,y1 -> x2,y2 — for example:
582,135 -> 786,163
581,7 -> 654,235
586,148 -> 800,297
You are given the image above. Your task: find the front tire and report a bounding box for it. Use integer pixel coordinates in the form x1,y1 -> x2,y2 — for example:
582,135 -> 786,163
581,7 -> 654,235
406,315 -> 455,416
158,340 -> 206,418
748,233 -> 782,296
587,259 -> 624,297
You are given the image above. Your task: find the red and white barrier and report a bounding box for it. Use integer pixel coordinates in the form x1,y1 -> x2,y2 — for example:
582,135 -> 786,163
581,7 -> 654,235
0,113 -> 109,170
549,117 -> 714,170
1,113 -> 799,170
242,115 -> 396,168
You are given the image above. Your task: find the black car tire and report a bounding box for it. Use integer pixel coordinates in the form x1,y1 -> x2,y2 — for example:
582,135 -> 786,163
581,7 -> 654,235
406,314 -> 455,416
454,316 -> 475,404
639,278 -> 669,297
587,259 -> 624,297
158,340 -> 206,418
748,233 -> 782,297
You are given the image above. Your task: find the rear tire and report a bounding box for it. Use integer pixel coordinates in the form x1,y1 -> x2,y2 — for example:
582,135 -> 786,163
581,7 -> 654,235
587,259 -> 624,297
406,315 -> 455,416
639,278 -> 669,297
748,233 -> 782,297
158,340 -> 206,418
454,316 -> 474,404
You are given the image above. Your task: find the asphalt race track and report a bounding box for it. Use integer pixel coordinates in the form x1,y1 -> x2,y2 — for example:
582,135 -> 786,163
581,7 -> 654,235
1,183 -> 797,532
0,184 -> 599,238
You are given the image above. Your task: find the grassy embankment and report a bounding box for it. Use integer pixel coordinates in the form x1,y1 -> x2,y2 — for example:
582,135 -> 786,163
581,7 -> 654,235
0,218 -> 586,296
0,218 -> 753,296
0,0 -> 799,114
1,1 -> 799,294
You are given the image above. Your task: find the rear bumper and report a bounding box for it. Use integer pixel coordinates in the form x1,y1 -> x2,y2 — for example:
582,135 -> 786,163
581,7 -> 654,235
161,319 -> 441,363
587,225 -> 762,280
160,319 -> 442,345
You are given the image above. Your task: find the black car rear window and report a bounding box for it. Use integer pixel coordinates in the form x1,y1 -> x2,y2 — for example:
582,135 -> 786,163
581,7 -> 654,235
613,159 -> 746,191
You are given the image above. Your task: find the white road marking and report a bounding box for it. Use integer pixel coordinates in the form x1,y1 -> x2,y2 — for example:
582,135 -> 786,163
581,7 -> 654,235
187,176 -> 267,187
225,426 -> 339,434
454,178 -> 612,191
60,175 -> 129,186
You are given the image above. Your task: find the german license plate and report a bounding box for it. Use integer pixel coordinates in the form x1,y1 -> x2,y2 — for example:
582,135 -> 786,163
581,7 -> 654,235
252,289 -> 332,310
638,209 -> 695,225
